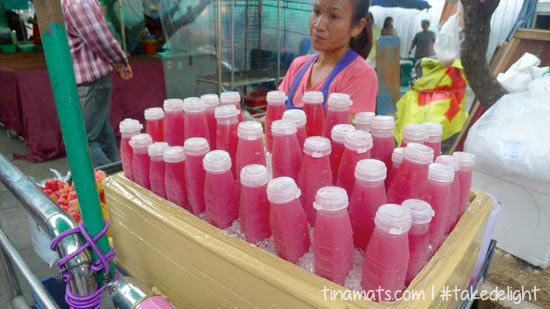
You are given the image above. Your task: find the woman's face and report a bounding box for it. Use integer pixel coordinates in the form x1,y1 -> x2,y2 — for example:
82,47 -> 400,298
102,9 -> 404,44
309,0 -> 363,54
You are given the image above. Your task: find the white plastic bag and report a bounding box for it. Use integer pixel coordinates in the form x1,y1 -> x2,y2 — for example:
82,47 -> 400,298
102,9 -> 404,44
28,215 -> 59,266
464,76 -> 550,181
434,13 -> 460,64
496,53 -> 542,93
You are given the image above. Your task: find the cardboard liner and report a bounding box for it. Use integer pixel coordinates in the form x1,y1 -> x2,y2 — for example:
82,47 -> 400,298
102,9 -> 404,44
105,173 -> 493,308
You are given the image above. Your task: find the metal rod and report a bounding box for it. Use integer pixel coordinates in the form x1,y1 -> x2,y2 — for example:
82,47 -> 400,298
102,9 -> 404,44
0,228 -> 60,309
1,247 -> 23,296
276,0 -> 281,86
231,0 -> 235,89
216,0 -> 223,94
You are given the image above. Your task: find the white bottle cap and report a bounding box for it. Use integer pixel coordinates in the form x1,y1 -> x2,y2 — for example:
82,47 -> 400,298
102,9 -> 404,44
220,91 -> 241,104
353,112 -> 375,127
129,133 -> 153,149
435,155 -> 460,172
392,147 -> 405,165
240,164 -> 269,187
271,119 -> 297,135
266,91 -> 287,105
183,137 -> 210,156
355,159 -> 387,182
404,143 -> 434,165
402,123 -> 428,143
283,109 -> 307,127
303,136 -> 331,157
163,146 -> 186,163
331,124 -> 355,144
452,152 -> 476,168
144,107 -> 165,121
267,177 -> 301,204
371,115 -> 395,130
163,98 -> 185,112
402,199 -> 434,225
327,93 -> 352,110
203,150 -> 232,173
119,118 -> 143,134
428,163 -> 455,183
375,204 -> 412,235
302,91 -> 323,105
183,97 -> 206,113
344,130 -> 373,153
147,142 -> 169,157
313,186 -> 349,211
423,122 -> 443,138
237,121 -> 263,140
214,105 -> 239,119
200,94 -> 220,108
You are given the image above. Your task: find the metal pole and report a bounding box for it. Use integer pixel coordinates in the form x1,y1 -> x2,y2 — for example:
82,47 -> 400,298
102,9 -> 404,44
33,0 -> 114,278
216,0 -> 223,94
244,0 -> 249,72
276,0 -> 281,86
0,247 -> 23,297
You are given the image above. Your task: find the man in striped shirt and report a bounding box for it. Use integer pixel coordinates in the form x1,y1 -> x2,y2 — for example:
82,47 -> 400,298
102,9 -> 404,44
63,0 -> 133,167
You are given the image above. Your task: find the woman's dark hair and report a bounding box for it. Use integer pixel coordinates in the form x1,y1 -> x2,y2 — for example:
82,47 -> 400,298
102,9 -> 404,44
383,17 -> 393,29
349,0 -> 372,59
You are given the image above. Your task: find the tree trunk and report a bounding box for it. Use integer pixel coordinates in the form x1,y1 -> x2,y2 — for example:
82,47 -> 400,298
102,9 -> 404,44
461,0 -> 507,109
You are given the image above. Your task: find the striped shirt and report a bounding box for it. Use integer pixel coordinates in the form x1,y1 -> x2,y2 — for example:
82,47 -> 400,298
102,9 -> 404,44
62,0 -> 128,84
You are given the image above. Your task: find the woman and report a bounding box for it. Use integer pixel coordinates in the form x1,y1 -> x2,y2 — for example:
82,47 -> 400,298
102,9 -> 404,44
381,16 -> 397,37
279,0 -> 377,114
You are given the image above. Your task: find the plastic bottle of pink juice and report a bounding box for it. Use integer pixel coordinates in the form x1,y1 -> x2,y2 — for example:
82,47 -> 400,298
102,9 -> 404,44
200,94 -> 219,149
119,118 -> 143,180
239,164 -> 271,243
349,159 -> 387,250
361,204 -> 412,301
401,123 -> 428,148
267,177 -> 311,264
337,130 -> 373,196
236,121 -> 266,178
148,142 -> 169,198
425,163 -> 454,252
183,137 -> 210,215
144,107 -> 164,142
330,124 -> 355,184
283,109 -> 307,151
403,199 -> 434,286
297,136 -> 332,225
371,115 -> 396,169
215,105 -> 239,176
387,143 -> 434,204
323,93 -> 352,138
220,91 -> 243,122
423,122 -> 443,157
435,155 -> 461,234
452,152 -> 476,218
302,91 -> 324,137
271,120 -> 302,181
353,112 -> 375,132
313,186 -> 353,285
163,99 -> 185,146
386,147 -> 404,190
183,97 -> 210,144
265,91 -> 287,153
203,150 -> 238,229
130,134 -> 153,189
163,146 -> 188,210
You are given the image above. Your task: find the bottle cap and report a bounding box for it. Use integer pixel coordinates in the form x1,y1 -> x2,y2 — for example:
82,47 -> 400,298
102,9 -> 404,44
428,163 -> 455,183
163,98 -> 185,112
375,204 -> 412,235
283,109 -> 307,127
392,147 -> 405,165
435,155 -> 460,171
144,107 -> 164,121
331,124 -> 355,144
302,91 -> 323,105
203,150 -> 232,173
402,124 -> 428,143
355,159 -> 387,182
129,133 -> 153,149
423,122 -> 443,138
183,97 -> 206,113
237,121 -> 263,140
344,130 -> 373,153
353,112 -> 375,127
271,119 -> 297,135
183,137 -> 210,156
404,143 -> 434,165
220,91 -> 241,104
119,118 -> 143,134
147,142 -> 169,157
327,93 -> 352,109
303,136 -> 331,157
371,115 -> 395,130
267,177 -> 301,204
452,152 -> 476,168
200,94 -> 220,108
402,199 -> 434,225
266,91 -> 287,105
240,164 -> 269,187
214,105 -> 239,119
313,186 -> 349,211
163,146 -> 186,163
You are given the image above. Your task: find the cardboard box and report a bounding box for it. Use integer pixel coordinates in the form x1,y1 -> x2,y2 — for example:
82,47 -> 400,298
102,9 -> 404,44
105,173 -> 493,308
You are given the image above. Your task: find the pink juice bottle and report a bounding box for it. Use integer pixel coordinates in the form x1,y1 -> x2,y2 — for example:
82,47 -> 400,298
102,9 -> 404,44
435,155 -> 461,234
129,133 -> 153,189
353,112 -> 375,132
349,159 -> 387,250
423,122 -> 443,157
330,124 -> 356,184
183,97 -> 210,144
401,123 -> 428,148
302,91 -> 324,137
283,109 -> 307,151
387,143 -> 434,204
203,150 -> 238,229
163,146 -> 188,210
267,177 -> 310,264
313,186 -> 353,285
271,119 -> 302,181
297,136 -> 333,225
323,93 -> 352,138
361,204 -> 412,301
265,91 -> 287,153
215,105 -> 239,176
386,147 -> 404,190
371,115 -> 396,169
183,137 -> 210,215
236,121 -> 266,178
453,152 -> 476,218
403,199 -> 434,286
148,142 -> 169,198
144,107 -> 164,142
201,94 -> 220,149
337,130 -> 373,196
163,99 -> 186,146
119,118 -> 143,180
425,163 -> 454,252
239,164 -> 271,243
220,91 -> 243,122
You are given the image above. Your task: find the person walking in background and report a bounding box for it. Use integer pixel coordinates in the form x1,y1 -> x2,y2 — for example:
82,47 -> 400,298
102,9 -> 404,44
409,19 -> 436,59
367,12 -> 381,66
381,16 -> 397,36
62,0 -> 133,167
